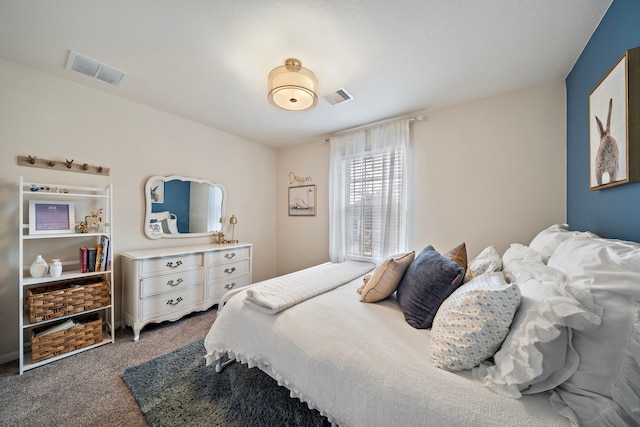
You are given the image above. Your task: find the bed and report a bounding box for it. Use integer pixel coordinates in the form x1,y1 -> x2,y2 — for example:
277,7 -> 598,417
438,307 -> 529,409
204,225 -> 640,427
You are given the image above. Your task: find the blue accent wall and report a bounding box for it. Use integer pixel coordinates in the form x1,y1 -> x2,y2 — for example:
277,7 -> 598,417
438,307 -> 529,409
566,0 -> 640,241
151,180 -> 191,232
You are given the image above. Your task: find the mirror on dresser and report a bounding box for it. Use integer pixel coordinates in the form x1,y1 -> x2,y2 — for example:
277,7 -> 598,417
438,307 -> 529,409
144,175 -> 226,239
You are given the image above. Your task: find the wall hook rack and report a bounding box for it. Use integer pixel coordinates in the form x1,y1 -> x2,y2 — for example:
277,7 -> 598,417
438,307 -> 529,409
17,155 -> 110,176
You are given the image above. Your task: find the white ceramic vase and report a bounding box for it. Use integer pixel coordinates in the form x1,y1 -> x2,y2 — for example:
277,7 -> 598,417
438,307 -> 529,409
29,255 -> 49,278
50,259 -> 63,278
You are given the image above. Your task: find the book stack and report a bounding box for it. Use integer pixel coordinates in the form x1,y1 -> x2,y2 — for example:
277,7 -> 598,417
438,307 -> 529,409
79,236 -> 110,273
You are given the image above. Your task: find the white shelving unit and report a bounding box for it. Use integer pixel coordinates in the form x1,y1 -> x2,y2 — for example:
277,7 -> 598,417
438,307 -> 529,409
18,176 -> 115,374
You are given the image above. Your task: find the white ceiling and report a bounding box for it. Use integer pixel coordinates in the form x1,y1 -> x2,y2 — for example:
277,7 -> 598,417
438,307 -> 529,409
0,0 -> 611,148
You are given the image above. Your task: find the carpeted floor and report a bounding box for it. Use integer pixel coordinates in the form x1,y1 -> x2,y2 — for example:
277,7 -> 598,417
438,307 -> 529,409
0,308 -> 218,427
123,339 -> 331,427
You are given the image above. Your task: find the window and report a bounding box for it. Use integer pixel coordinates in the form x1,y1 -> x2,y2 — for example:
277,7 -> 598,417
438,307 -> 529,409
329,120 -> 410,262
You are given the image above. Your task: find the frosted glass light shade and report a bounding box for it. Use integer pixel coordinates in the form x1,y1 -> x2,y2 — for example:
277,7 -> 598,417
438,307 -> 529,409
268,58 -> 318,111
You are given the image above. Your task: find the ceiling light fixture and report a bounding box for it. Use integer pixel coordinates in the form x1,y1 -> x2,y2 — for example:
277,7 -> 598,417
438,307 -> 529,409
268,58 -> 318,111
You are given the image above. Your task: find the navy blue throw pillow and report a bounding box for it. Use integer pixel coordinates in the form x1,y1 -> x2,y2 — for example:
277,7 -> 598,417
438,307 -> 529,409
396,245 -> 465,329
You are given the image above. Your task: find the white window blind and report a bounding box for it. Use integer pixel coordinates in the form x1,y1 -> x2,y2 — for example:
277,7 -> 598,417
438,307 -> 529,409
329,120 -> 410,262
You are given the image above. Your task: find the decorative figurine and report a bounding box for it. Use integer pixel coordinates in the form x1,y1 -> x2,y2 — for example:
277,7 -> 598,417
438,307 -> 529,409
50,259 -> 63,278
29,255 -> 49,278
78,208 -> 103,233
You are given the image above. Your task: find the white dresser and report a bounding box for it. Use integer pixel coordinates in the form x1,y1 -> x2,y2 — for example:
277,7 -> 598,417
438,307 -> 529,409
121,243 -> 252,340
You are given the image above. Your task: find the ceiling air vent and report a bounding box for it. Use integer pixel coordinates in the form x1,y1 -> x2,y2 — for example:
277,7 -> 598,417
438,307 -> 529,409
323,87 -> 354,105
65,50 -> 127,87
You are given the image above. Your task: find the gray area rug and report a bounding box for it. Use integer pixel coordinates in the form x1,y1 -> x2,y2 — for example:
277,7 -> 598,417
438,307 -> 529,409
123,339 -> 331,427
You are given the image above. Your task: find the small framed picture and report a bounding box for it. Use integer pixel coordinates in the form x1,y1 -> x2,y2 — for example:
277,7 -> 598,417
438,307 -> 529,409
288,185 -> 316,216
29,200 -> 76,234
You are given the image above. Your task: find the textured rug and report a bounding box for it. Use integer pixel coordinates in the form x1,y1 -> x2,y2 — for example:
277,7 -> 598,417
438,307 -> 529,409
123,339 -> 330,427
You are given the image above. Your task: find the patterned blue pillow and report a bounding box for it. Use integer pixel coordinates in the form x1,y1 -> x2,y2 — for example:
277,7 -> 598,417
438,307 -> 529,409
430,272 -> 521,371
396,245 -> 465,329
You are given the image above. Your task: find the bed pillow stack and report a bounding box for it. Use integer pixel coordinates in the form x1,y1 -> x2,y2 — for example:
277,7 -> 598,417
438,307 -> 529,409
396,245 -> 465,329
470,225 -> 640,426
546,235 -> 640,427
472,244 -> 602,397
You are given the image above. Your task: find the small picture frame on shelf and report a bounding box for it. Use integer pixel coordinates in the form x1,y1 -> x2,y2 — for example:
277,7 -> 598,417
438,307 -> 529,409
28,200 -> 75,234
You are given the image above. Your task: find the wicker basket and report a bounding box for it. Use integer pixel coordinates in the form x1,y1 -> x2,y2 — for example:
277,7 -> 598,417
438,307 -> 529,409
27,279 -> 110,324
31,314 -> 103,363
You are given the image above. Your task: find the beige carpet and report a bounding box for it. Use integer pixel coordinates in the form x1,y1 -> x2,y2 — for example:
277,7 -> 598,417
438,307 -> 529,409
0,308 -> 217,427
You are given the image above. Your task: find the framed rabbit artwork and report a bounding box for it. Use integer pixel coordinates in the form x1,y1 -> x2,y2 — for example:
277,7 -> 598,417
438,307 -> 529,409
589,46 -> 640,190
149,179 -> 164,203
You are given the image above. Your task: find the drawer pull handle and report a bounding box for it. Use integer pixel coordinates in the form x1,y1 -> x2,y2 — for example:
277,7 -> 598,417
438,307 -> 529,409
166,278 -> 184,287
224,267 -> 236,274
224,253 -> 236,259
224,282 -> 236,290
166,260 -> 183,269
166,297 -> 183,306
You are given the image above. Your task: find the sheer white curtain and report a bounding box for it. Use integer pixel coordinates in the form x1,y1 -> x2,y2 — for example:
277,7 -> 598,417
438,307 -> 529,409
329,120 -> 411,263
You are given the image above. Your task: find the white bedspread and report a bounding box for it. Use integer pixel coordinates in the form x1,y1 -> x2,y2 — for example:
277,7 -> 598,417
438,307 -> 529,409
204,269 -> 571,427
244,261 -> 375,314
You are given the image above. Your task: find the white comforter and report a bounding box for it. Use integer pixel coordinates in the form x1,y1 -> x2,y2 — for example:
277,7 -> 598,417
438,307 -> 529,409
204,265 -> 570,427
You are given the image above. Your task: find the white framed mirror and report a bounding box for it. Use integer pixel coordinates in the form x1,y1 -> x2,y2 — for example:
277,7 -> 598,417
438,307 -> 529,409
144,175 -> 226,239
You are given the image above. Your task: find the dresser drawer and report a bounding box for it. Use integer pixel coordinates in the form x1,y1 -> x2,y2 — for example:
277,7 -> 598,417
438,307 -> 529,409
140,285 -> 203,320
206,247 -> 250,264
207,260 -> 251,281
140,253 -> 203,275
207,273 -> 251,301
140,268 -> 204,298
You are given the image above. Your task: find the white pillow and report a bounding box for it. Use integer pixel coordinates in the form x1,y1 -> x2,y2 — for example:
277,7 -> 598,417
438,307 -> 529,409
528,224 -> 596,263
502,243 -> 543,268
431,272 -> 520,372
547,235 -> 640,426
464,245 -> 502,283
473,278 -> 601,397
501,243 -> 561,285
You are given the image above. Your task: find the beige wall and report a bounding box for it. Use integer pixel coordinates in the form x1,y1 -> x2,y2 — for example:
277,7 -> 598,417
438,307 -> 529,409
276,140 -> 330,275
276,80 -> 567,274
0,59 -> 278,362
410,80 -> 566,257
